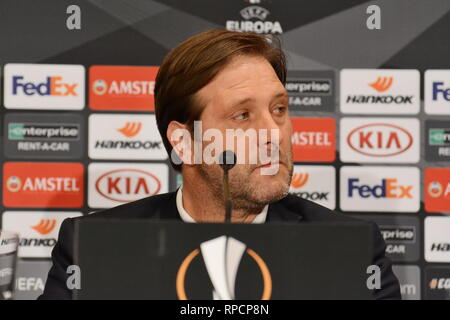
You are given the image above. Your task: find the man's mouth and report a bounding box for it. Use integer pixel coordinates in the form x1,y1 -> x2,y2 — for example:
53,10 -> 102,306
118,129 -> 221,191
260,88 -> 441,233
255,160 -> 284,169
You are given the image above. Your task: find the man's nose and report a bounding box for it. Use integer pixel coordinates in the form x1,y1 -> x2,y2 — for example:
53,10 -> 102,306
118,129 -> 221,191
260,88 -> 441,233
256,111 -> 283,146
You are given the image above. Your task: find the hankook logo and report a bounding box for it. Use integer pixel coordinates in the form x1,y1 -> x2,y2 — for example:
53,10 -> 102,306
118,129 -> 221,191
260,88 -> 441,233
117,122 -> 142,138
369,77 -> 393,92
289,165 -> 335,210
340,69 -> 420,114
290,173 -> 309,188
31,219 -> 56,235
176,236 -> 271,300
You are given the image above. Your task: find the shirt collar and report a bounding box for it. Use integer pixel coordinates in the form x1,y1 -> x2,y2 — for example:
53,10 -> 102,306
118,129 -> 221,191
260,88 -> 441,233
176,186 -> 268,224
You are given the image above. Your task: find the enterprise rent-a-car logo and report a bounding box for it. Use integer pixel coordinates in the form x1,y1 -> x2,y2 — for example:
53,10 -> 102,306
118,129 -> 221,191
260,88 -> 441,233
4,113 -> 84,159
285,71 -> 335,113
354,215 -> 420,262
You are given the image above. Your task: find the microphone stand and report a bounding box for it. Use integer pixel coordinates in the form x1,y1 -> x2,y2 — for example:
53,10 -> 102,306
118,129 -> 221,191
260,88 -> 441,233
223,167 -> 232,223
219,150 -> 236,223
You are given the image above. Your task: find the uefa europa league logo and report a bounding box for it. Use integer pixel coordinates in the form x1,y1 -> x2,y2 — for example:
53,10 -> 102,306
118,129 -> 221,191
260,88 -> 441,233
176,236 -> 272,300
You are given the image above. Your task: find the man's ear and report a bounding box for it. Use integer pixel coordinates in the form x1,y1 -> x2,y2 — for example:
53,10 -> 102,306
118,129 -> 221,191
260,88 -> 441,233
167,121 -> 194,166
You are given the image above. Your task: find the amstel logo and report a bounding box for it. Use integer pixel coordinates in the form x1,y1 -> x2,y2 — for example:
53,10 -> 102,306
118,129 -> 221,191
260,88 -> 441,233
6,176 -> 22,192
176,236 -> 272,300
92,79 -> 108,95
428,181 -> 443,198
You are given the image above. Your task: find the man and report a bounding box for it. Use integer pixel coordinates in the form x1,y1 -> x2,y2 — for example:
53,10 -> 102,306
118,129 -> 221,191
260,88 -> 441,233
39,29 -> 401,299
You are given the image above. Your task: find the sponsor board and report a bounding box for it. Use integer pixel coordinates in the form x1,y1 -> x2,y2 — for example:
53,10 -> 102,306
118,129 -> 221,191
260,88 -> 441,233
291,117 -> 335,162
392,265 -> 421,300
340,69 -> 420,114
0,255 -> 15,287
286,71 -> 335,113
424,168 -> 450,213
425,120 -> 450,161
425,267 -> 450,300
88,163 -> 169,208
4,113 -> 84,159
340,118 -> 420,163
425,70 -> 450,115
425,216 -> 450,263
340,166 -> 420,212
88,114 -> 166,160
0,231 -> 19,255
1,211 -> 82,258
354,214 -> 420,262
3,63 -> 85,110
14,260 -> 52,300
3,162 -> 84,208
289,165 -> 335,210
89,65 -> 158,111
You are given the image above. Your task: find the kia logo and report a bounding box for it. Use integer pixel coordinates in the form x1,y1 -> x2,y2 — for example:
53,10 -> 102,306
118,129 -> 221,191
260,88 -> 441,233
347,123 -> 413,157
95,169 -> 161,202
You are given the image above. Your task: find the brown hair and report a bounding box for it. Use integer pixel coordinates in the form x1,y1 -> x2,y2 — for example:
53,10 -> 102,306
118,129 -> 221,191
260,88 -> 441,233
154,29 -> 286,171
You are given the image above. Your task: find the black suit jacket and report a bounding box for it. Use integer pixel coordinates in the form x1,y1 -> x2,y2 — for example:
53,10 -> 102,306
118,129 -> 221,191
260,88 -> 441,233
38,191 -> 401,300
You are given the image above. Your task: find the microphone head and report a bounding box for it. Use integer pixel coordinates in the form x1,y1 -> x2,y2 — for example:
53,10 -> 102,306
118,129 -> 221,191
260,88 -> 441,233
219,150 -> 237,171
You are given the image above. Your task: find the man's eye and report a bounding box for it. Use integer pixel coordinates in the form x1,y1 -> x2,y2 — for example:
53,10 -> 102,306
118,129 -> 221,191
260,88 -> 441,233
233,112 -> 249,120
273,106 -> 287,114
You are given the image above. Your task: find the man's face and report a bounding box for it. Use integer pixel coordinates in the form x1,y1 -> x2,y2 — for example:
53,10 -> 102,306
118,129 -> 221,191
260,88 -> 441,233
194,55 -> 293,210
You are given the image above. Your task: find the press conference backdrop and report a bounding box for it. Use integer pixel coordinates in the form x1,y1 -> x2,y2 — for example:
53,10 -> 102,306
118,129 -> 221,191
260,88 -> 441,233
0,0 -> 449,300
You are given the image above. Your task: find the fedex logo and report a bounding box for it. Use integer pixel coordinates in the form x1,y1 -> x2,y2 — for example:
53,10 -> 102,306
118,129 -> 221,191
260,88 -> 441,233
425,70 -> 450,115
12,76 -> 78,96
348,178 -> 412,199
340,166 -> 419,213
432,82 -> 450,101
4,64 -> 84,110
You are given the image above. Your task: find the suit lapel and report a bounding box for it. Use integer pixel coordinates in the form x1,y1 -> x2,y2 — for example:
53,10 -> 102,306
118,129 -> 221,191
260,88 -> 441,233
266,197 -> 304,223
153,191 -> 182,221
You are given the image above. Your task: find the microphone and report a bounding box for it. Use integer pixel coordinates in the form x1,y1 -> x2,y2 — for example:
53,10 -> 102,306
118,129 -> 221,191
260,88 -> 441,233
218,150 -> 236,223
